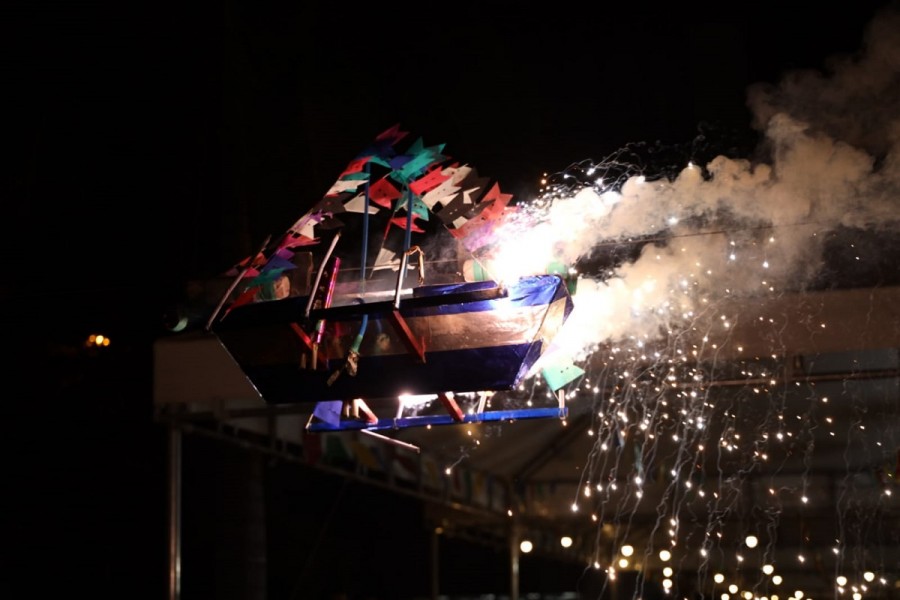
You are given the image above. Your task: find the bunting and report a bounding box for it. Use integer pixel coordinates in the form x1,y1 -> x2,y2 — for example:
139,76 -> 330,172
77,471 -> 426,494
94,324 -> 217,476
216,124 -> 517,312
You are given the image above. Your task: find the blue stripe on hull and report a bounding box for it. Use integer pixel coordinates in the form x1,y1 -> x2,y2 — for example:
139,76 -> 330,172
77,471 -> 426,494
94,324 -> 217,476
217,274 -> 570,327
403,275 -> 567,317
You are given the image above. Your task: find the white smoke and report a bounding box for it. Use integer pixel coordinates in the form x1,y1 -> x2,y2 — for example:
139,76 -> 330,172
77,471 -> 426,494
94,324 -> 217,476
497,3 -> 900,358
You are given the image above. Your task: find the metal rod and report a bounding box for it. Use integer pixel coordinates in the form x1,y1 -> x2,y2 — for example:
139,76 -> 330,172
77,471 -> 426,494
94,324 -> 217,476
312,256 -> 341,370
205,234 -> 271,330
393,251 -> 410,309
392,189 -> 415,309
360,428 -> 421,453
476,392 -> 489,414
305,230 -> 342,318
314,257 -> 341,345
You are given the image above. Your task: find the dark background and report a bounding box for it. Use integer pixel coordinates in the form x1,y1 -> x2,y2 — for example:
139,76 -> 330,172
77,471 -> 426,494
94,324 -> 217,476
5,1 -> 896,598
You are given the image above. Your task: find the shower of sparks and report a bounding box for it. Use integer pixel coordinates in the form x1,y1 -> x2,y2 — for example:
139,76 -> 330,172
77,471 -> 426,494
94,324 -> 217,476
429,6 -> 900,600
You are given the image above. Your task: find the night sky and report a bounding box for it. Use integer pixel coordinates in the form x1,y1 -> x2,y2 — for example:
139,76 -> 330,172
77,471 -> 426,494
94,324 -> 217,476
9,0 -> 895,341
6,1 -> 897,598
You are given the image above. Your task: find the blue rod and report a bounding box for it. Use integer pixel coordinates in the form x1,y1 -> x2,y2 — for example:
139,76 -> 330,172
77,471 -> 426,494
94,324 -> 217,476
361,161 -> 370,289
404,187 -> 413,252
307,406 -> 568,433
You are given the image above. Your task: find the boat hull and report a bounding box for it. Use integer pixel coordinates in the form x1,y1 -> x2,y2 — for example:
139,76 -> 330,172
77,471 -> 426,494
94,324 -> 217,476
212,274 -> 573,405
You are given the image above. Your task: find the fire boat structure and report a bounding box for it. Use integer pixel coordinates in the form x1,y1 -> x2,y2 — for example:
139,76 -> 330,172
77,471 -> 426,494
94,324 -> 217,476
177,125 -> 584,432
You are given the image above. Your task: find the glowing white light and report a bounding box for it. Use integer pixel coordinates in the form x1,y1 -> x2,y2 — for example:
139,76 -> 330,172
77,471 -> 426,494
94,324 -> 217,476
794,591 -> 803,599
659,549 -> 672,561
561,536 -> 573,548
520,540 -> 533,553
729,585 -> 739,594
773,576 -> 783,585
715,573 -> 725,583
664,567 -> 674,577
619,558 -> 629,569
745,535 -> 759,548
837,577 -> 847,586
863,572 -> 875,582
762,565 -> 774,575
398,393 -> 438,406
663,579 -> 673,589
621,544 -> 634,557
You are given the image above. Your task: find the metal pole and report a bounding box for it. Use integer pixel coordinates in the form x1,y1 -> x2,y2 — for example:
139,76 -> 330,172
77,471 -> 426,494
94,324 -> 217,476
430,528 -> 440,600
393,251 -> 410,309
510,522 -> 520,600
206,235 -> 272,330
168,426 -> 182,600
393,189 -> 415,309
305,231 -> 343,318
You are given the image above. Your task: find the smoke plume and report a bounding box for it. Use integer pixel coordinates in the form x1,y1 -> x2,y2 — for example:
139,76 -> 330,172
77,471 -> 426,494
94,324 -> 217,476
490,3 -> 900,359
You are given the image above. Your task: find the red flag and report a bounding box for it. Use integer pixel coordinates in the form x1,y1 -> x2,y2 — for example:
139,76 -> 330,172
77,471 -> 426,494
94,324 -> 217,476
477,183 -> 514,221
278,233 -> 319,250
375,123 -> 409,145
223,287 -> 259,316
341,156 -> 371,176
224,252 -> 266,276
368,178 -> 402,209
409,166 -> 451,195
389,215 -> 425,234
